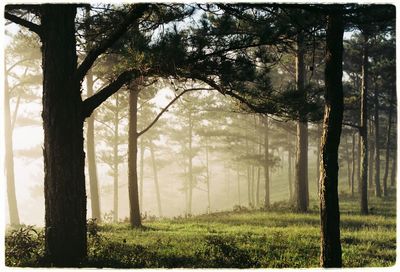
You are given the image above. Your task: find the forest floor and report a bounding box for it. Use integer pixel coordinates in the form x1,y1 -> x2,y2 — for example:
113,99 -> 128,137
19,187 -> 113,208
5,190 -> 396,268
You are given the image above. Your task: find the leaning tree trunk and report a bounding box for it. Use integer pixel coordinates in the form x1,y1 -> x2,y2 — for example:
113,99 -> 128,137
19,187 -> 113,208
383,87 -> 395,195
360,32 -> 369,215
319,9 -> 343,268
86,69 -> 101,222
295,31 -> 309,212
264,116 -> 270,208
4,72 -> 20,226
374,86 -> 381,197
128,84 -> 141,227
42,6 -> 87,266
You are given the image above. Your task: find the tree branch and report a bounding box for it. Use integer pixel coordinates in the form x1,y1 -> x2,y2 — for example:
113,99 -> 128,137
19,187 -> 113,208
75,4 -> 150,83
138,87 -> 211,137
342,122 -> 361,130
5,12 -> 42,37
82,70 -> 139,119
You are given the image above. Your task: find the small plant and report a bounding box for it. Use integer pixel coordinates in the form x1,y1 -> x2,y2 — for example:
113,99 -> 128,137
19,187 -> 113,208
5,225 -> 44,266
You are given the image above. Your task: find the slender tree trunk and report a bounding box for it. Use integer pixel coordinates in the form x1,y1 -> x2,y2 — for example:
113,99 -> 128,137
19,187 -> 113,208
113,93 -> 119,223
357,134 -> 361,193
360,33 -> 369,215
128,85 -> 141,227
264,116 -> 270,208
351,132 -> 356,196
374,86 -> 381,197
295,32 -> 309,212
390,153 -> 396,187
319,10 -> 343,267
368,122 -> 374,190
383,88 -> 395,195
139,136 -> 145,211
86,69 -> 101,222
149,144 -> 162,217
42,6 -> 87,266
237,168 -> 241,205
288,148 -> 293,202
4,72 -> 20,226
205,138 -> 211,213
344,134 -> 351,192
188,110 -> 193,215
317,123 -> 321,194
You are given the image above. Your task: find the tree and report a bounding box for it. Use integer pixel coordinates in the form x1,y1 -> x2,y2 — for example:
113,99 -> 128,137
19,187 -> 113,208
5,4 -> 150,265
319,7 -> 344,267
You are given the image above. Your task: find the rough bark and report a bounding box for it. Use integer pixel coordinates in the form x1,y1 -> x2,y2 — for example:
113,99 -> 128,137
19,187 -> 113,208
317,123 -> 321,194
41,5 -> 87,266
319,9 -> 343,268
360,33 -> 369,215
294,32 -> 309,212
373,87 -> 381,197
383,88 -> 395,195
128,85 -> 141,227
86,69 -> 101,221
4,72 -> 20,226
150,144 -> 163,217
264,116 -> 270,208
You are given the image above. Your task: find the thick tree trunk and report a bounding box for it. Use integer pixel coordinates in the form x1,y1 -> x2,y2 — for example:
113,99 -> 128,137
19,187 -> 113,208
128,85 -> 141,227
383,88 -> 395,195
41,6 -> 87,266
319,10 -> 343,268
86,69 -> 101,221
113,93 -> 119,223
374,87 -> 381,197
295,32 -> 309,212
264,116 -> 270,208
4,73 -> 20,226
360,33 -> 369,215
149,144 -> 162,217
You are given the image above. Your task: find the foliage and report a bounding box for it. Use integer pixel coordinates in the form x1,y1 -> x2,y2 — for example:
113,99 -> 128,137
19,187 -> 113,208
5,225 -> 45,266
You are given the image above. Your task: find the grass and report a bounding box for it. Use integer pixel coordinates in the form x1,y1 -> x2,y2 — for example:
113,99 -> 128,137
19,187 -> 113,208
5,190 -> 396,268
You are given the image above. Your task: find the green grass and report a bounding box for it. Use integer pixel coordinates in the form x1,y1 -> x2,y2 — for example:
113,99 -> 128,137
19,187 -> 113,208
6,191 -> 396,268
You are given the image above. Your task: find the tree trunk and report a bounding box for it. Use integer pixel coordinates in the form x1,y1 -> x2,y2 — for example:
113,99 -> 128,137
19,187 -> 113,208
188,110 -> 194,215
295,32 -> 309,212
319,10 -> 343,268
383,87 -> 395,195
128,85 -> 141,227
205,138 -> 211,213
264,116 -> 270,208
113,93 -> 119,223
237,168 -> 241,205
351,132 -> 356,196
360,33 -> 369,215
317,123 -> 321,195
149,144 -> 162,217
390,153 -> 396,187
344,134 -> 351,193
288,148 -> 293,202
86,69 -> 101,222
139,136 -> 145,211
368,122 -> 374,190
374,86 -> 381,197
4,71 -> 20,226
42,6 -> 87,266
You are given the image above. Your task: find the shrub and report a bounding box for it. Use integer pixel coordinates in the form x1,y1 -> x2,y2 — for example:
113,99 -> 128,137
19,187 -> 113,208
5,225 -> 44,266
